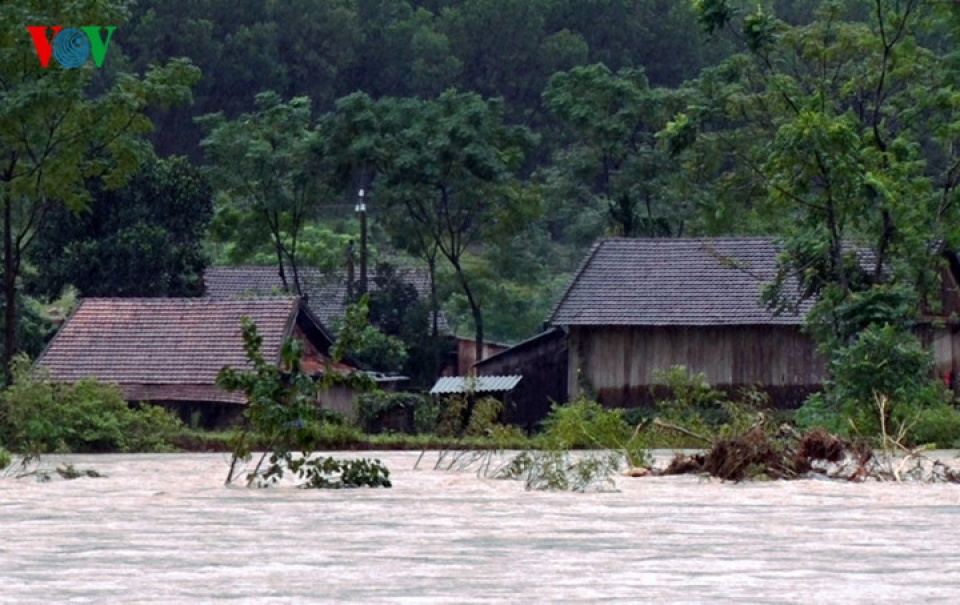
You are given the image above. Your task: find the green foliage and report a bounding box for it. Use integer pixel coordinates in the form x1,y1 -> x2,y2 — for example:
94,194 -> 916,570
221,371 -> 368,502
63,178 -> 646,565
332,294 -> 408,373
0,447 -> 10,471
645,366 -> 773,447
486,399 -> 636,492
199,92 -> 327,298
542,64 -> 689,238
216,317 -> 387,487
371,90 -> 538,355
494,449 -> 622,493
0,0 -> 200,372
0,357 -> 182,454
694,0 -> 735,34
540,397 -> 648,467
289,456 -> 391,489
28,157 -> 213,298
355,391 -> 433,434
796,325 -> 958,445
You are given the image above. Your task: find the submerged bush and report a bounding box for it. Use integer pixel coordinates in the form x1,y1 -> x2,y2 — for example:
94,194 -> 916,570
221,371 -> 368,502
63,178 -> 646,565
484,398 -> 649,492
540,397 -> 648,467
289,456 -> 391,489
217,318 -> 390,488
0,356 -> 182,454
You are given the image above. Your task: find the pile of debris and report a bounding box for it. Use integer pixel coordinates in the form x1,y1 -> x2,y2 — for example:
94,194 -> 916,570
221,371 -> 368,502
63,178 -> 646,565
656,424 -> 960,483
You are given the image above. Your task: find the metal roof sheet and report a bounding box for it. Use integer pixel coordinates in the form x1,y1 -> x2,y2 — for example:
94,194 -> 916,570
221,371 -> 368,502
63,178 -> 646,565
430,375 -> 522,394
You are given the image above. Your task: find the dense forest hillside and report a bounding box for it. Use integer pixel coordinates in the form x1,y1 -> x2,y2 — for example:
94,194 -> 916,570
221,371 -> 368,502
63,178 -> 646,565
4,0 -> 960,398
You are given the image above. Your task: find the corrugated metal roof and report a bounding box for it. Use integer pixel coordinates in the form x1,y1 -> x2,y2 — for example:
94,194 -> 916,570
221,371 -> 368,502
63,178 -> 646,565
430,375 -> 522,394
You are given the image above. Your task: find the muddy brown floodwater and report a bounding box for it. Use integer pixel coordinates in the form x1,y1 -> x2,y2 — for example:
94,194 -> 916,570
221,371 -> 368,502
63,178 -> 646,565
2,451 -> 960,603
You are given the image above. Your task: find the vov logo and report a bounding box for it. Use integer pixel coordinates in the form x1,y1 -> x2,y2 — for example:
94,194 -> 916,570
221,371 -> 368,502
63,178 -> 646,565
26,26 -> 116,68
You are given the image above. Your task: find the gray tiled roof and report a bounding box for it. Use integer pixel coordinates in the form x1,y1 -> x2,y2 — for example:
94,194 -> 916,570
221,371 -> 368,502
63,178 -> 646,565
548,238 -> 812,326
204,265 -> 449,333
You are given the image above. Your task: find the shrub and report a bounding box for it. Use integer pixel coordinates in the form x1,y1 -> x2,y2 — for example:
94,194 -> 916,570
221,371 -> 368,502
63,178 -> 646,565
0,447 -> 10,471
647,366 -> 768,444
216,318 -> 389,488
796,325 -> 958,445
355,391 -> 432,434
0,356 -> 183,454
652,366 -> 730,434
540,397 -> 648,467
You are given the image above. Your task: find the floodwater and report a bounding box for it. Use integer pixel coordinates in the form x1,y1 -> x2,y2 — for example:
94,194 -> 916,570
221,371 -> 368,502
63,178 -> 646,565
2,452 -> 960,604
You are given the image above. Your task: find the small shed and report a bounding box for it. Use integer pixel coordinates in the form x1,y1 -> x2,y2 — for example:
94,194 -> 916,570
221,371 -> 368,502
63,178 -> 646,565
473,328 -> 568,429
430,375 -> 522,395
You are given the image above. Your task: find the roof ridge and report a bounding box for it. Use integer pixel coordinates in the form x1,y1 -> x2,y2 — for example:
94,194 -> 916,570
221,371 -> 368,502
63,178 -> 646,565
601,235 -> 779,243
79,296 -> 301,303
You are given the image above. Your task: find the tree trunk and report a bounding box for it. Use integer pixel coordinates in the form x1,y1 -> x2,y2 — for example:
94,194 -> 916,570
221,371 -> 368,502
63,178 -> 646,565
428,253 -> 438,337
452,259 -> 483,365
4,195 -> 16,385
275,243 -> 289,292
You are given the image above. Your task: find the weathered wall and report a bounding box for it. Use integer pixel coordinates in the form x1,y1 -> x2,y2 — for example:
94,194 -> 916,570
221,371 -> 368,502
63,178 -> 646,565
319,386 -> 357,422
568,325 -> 824,409
457,338 -> 509,375
917,325 -> 960,391
475,330 -> 568,430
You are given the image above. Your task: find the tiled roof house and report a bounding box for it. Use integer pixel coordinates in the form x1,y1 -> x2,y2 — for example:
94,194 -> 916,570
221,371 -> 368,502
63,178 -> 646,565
36,297 -> 355,427
204,265 -> 449,333
478,238 -> 827,413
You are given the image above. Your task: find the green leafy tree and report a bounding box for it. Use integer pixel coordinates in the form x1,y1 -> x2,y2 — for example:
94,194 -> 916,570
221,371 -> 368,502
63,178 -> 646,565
0,1 -> 200,380
374,91 -> 538,361
28,157 -> 213,298
679,0 -> 960,430
542,64 -> 691,238
333,294 -> 409,374
199,92 -> 329,297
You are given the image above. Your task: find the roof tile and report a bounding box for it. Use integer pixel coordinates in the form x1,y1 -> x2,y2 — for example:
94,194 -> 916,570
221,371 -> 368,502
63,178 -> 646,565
37,298 -> 300,403
549,238 -> 811,326
204,266 -> 449,333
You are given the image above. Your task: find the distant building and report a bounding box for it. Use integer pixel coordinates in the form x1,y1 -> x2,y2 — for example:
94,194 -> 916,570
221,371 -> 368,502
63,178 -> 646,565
204,265 -> 449,334
478,237 -> 960,425
36,297 -> 361,428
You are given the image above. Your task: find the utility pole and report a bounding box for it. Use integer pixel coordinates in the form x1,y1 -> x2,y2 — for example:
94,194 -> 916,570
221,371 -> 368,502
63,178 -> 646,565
346,239 -> 355,300
355,188 -> 368,295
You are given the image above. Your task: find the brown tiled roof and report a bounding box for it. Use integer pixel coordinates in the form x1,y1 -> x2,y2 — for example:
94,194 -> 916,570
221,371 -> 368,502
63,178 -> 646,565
203,265 -> 449,333
37,297 -> 303,404
548,238 -> 813,326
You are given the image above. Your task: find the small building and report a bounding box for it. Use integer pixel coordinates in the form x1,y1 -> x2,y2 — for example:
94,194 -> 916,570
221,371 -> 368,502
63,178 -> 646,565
473,328 -> 568,429
36,297 -> 360,428
478,238 -> 960,424
476,238 -> 827,419
551,238 -> 824,408
450,336 -> 510,376
429,375 -> 523,427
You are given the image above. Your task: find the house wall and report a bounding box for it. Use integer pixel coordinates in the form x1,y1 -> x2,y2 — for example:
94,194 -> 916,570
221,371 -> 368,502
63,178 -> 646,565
567,325 -> 824,409
457,338 -> 509,375
916,325 -> 960,391
474,331 -> 568,430
319,386 -> 357,422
